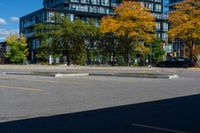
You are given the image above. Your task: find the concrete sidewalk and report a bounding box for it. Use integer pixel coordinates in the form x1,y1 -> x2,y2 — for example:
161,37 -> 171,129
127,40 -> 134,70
0,64 -> 194,72
0,65 -> 182,79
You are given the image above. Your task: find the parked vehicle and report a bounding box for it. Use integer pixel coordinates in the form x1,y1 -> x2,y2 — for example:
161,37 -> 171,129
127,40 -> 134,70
157,57 -> 195,68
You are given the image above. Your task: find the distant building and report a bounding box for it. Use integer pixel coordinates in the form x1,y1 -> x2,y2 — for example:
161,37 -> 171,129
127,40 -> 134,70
20,0 -> 168,62
0,42 -> 7,64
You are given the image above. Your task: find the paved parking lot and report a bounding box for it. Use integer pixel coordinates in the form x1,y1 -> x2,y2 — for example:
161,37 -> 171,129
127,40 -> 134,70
0,66 -> 200,132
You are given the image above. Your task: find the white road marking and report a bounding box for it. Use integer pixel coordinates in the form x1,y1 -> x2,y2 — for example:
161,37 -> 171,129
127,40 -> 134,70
132,123 -> 190,133
0,85 -> 42,92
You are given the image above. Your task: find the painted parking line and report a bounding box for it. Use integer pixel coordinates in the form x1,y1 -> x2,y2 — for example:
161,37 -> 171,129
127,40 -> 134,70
0,77 -> 62,84
19,78 -> 96,87
132,123 -> 190,133
0,85 -> 43,92
13,78 -> 96,87
0,77 -> 96,87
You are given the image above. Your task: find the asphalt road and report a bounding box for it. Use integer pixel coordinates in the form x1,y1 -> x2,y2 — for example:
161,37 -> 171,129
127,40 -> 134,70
0,67 -> 200,133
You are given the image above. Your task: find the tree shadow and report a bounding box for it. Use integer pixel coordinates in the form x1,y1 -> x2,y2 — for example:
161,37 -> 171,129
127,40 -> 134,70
0,94 -> 200,133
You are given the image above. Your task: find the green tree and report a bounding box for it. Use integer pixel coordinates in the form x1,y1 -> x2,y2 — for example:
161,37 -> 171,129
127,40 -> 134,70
6,34 -> 29,64
100,1 -> 155,65
34,23 -> 50,60
169,0 -> 200,60
70,20 -> 87,65
35,15 -> 87,65
99,33 -> 120,65
84,20 -> 101,65
58,17 -> 74,65
150,38 -> 165,65
34,18 -> 62,62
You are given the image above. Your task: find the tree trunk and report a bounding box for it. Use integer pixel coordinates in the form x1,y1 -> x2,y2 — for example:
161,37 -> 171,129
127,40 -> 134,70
128,53 -> 131,66
67,56 -> 70,66
124,35 -> 132,66
109,52 -> 114,66
113,53 -> 116,66
188,42 -> 194,60
86,48 -> 90,65
64,51 -> 70,66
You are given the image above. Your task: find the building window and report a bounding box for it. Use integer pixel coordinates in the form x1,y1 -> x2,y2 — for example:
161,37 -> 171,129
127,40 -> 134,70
162,33 -> 168,41
79,5 -> 89,12
99,7 -> 109,14
154,4 -> 162,12
109,9 -> 114,14
82,16 -> 89,22
35,39 -> 40,49
156,22 -> 161,30
163,22 -> 168,31
100,7 -> 106,14
90,6 -> 100,13
41,12 -> 45,22
101,0 -> 109,6
81,0 -> 90,4
67,14 -> 75,21
146,3 -> 153,11
156,32 -> 161,38
154,0 -> 162,2
91,0 -> 100,5
70,0 -> 79,3
153,13 -> 162,19
70,4 -> 79,11
106,9 -> 110,14
47,12 -> 55,22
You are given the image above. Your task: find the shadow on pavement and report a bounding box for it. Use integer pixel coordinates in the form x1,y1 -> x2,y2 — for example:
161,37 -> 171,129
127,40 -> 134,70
0,94 -> 200,133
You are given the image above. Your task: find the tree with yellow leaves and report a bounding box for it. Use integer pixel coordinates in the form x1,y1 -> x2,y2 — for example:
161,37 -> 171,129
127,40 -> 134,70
100,1 -> 155,65
6,34 -> 29,64
169,0 -> 200,60
135,43 -> 150,65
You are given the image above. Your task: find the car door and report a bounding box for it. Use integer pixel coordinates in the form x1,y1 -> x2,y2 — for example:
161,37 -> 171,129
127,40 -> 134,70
170,58 -> 176,67
177,58 -> 185,67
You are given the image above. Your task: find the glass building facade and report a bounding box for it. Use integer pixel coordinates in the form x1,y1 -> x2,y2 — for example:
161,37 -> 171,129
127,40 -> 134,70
20,0 -> 167,62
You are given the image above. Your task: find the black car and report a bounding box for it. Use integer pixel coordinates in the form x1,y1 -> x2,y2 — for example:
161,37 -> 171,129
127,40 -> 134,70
158,57 -> 195,68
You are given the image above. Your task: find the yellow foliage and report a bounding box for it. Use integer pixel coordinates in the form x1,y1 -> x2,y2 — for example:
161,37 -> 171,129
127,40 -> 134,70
6,34 -> 27,46
169,0 -> 200,41
100,1 -> 155,43
135,43 -> 150,55
6,34 -> 29,63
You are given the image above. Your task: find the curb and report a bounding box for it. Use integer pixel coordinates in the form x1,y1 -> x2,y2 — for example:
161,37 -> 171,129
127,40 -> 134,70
2,72 -> 179,79
168,74 -> 179,79
188,68 -> 200,71
90,73 -> 179,79
55,73 -> 90,77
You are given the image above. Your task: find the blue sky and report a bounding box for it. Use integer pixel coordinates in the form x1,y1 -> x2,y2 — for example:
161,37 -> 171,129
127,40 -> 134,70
0,0 -> 42,41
